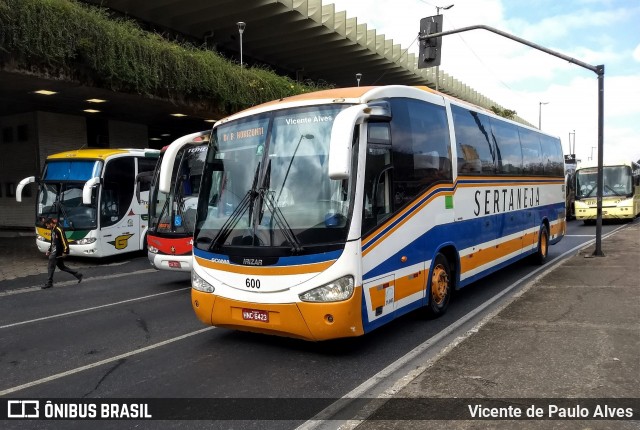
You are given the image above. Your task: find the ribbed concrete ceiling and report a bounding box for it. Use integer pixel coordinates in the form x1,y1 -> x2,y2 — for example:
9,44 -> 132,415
82,0 -> 497,107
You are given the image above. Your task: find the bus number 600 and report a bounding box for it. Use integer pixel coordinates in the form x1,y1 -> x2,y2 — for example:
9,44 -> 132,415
246,278 -> 260,289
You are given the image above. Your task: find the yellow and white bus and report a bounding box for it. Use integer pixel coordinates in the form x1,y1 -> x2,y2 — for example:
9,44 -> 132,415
16,148 -> 159,258
574,160 -> 640,223
160,86 -> 565,341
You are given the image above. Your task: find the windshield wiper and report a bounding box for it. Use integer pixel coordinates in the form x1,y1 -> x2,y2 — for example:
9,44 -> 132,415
259,187 -> 304,253
604,184 -> 622,196
209,163 -> 260,251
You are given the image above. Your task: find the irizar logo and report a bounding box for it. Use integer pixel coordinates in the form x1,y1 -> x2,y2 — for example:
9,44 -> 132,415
243,258 -> 263,266
108,234 -> 134,250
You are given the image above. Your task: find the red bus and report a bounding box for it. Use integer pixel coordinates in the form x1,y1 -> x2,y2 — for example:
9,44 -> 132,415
145,131 -> 209,271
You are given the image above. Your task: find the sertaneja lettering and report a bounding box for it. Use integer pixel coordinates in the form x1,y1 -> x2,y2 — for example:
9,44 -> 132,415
474,187 -> 540,216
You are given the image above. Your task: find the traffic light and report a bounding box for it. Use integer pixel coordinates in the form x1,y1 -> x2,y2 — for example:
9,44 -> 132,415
419,15 -> 443,68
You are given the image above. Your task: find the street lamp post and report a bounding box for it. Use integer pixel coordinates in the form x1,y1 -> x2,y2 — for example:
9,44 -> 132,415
538,101 -> 549,129
236,21 -> 246,68
434,4 -> 454,92
568,129 -> 575,155
356,73 -> 362,87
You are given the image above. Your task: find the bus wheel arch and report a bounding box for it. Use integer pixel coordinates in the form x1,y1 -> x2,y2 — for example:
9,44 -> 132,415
425,248 -> 456,318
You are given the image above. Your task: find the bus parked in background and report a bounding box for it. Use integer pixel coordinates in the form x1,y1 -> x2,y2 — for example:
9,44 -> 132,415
16,148 -> 159,258
564,167 -> 576,220
159,85 -> 565,341
145,131 -> 209,271
574,160 -> 640,223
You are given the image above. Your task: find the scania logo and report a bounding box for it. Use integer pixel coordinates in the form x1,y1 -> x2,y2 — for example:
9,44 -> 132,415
211,257 -> 229,264
243,258 -> 263,266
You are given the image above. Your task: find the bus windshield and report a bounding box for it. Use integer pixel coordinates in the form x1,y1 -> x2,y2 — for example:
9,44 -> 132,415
37,183 -> 98,231
150,144 -> 207,235
194,104 -> 354,254
576,165 -> 633,198
37,160 -> 102,230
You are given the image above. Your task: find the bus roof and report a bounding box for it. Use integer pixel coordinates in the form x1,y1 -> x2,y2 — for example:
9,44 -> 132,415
47,148 -> 160,160
576,160 -> 638,170
216,85 -> 526,133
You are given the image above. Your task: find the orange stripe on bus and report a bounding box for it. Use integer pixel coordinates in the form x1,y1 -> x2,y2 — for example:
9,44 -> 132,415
394,272 -> 424,301
460,231 -> 539,274
194,255 -> 335,276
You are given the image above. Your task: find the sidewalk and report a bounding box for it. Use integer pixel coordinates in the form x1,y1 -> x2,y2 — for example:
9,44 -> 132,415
0,230 -> 98,282
356,221 -> 639,428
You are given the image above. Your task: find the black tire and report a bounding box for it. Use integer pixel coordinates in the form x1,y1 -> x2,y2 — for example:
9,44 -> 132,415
533,224 -> 549,265
425,253 -> 452,318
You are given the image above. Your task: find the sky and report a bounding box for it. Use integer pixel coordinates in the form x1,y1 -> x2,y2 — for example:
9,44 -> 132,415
327,0 -> 640,165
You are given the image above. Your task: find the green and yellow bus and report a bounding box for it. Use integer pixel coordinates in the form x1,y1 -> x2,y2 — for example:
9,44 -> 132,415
16,148 -> 159,257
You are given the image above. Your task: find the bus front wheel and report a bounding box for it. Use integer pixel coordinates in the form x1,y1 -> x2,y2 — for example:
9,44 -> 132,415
425,253 -> 452,318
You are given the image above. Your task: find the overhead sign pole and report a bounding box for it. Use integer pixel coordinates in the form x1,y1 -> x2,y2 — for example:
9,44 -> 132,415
419,23 -> 605,256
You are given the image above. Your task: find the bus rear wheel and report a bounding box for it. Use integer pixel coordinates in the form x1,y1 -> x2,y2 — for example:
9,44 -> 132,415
425,253 -> 452,318
533,224 -> 549,265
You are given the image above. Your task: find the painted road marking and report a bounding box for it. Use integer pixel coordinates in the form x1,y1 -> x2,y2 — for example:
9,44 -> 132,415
0,327 -> 215,396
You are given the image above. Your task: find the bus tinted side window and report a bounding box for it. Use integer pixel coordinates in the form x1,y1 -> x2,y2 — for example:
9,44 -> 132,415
490,118 -> 523,175
519,129 -> 544,175
101,157 -> 135,227
451,105 -> 496,175
540,135 -> 564,176
137,157 -> 158,193
389,98 -> 451,209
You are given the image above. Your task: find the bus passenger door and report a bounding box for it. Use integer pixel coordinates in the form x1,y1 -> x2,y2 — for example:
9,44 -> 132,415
98,157 -> 138,256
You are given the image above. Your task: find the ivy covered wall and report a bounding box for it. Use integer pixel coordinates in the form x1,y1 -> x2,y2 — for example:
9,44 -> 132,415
0,0 -> 324,116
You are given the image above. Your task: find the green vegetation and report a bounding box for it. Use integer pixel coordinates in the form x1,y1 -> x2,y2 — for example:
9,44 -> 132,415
490,105 -> 517,120
0,0 -> 326,116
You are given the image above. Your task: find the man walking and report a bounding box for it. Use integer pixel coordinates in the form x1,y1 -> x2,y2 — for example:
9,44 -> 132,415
42,217 -> 83,289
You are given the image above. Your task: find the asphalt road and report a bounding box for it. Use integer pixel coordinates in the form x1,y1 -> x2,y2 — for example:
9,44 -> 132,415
0,219 -> 629,429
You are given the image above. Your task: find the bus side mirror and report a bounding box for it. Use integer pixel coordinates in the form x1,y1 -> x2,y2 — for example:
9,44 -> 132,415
135,171 -> 154,204
160,131 -> 210,194
16,176 -> 36,202
329,105 -> 368,180
82,177 -> 102,205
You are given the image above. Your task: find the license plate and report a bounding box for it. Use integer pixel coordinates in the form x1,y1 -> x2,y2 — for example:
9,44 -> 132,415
168,261 -> 182,268
242,308 -> 269,323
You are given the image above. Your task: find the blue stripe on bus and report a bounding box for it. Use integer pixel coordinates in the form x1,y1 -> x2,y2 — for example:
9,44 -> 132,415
193,247 -> 343,266
362,178 -> 562,254
363,202 -> 564,281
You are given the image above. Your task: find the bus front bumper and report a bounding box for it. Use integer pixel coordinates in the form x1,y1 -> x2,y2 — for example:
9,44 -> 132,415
36,238 -> 99,256
148,252 -> 192,272
575,206 -> 636,220
191,287 -> 364,341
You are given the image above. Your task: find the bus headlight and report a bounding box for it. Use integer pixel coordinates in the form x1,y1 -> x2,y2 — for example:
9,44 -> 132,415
75,237 -> 97,245
148,245 -> 159,254
299,276 -> 354,302
192,270 -> 215,293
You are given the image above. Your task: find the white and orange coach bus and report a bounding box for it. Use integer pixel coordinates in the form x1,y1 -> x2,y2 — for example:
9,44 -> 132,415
159,85 -> 566,341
